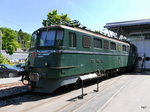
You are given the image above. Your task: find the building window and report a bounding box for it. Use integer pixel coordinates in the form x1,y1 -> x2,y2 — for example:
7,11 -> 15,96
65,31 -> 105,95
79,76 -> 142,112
122,45 -> 126,51
103,40 -> 109,49
69,32 -> 76,47
110,42 -> 116,50
94,38 -> 102,48
82,35 -> 91,48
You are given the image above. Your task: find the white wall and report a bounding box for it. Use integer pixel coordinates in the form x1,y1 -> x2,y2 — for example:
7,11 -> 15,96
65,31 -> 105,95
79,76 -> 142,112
130,39 -> 150,69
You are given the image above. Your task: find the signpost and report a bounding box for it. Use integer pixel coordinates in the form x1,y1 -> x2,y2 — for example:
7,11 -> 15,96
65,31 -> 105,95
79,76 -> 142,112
79,73 -> 99,99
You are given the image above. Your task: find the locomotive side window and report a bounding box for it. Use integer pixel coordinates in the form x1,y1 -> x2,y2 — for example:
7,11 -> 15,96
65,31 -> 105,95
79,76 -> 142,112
122,45 -> 126,51
40,30 -> 56,46
127,46 -> 130,52
69,32 -> 76,47
94,38 -> 102,48
110,42 -> 116,50
82,35 -> 91,48
56,30 -> 63,46
103,40 -> 109,49
118,45 -> 121,52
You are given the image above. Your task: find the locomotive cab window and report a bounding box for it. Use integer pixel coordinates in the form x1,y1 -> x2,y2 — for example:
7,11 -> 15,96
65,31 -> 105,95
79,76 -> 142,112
103,40 -> 109,49
94,38 -> 102,48
69,32 -> 76,48
122,45 -> 126,51
31,33 -> 38,48
82,35 -> 91,48
40,30 -> 56,46
110,42 -> 116,50
38,30 -> 64,47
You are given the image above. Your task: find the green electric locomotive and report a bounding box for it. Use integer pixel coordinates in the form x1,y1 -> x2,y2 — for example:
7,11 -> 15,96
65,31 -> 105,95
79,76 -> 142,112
22,25 -> 137,93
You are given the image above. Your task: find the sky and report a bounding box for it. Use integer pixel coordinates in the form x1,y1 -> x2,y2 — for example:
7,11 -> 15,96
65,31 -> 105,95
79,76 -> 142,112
0,0 -> 150,34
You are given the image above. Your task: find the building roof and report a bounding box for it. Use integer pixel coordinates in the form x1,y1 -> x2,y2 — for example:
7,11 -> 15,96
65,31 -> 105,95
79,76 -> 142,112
104,19 -> 150,36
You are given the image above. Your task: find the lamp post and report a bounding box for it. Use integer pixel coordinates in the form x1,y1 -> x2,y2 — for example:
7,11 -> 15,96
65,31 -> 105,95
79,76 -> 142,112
0,30 -> 2,53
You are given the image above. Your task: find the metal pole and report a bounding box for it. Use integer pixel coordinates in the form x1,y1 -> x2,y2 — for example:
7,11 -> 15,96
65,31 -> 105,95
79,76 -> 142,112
97,76 -> 99,92
81,80 -> 84,99
0,30 -> 2,53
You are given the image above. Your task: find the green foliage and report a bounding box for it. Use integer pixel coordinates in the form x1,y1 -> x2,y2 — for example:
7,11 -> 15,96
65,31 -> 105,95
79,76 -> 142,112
6,44 -> 15,55
18,29 -> 31,51
0,27 -> 31,55
0,53 -> 10,64
42,10 -> 71,26
0,27 -> 20,55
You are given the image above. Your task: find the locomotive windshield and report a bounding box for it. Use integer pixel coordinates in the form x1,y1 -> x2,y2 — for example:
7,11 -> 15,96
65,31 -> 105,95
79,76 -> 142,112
39,30 -> 63,47
30,30 -> 63,48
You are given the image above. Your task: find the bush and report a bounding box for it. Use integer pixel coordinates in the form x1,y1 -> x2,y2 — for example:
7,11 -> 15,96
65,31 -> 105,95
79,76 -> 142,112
0,53 -> 10,64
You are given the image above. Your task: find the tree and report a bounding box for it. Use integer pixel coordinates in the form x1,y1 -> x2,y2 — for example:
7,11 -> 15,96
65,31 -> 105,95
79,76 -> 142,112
0,27 -> 20,55
0,27 -> 31,54
0,53 -> 10,64
18,29 -> 31,51
42,10 -> 71,26
6,44 -> 15,55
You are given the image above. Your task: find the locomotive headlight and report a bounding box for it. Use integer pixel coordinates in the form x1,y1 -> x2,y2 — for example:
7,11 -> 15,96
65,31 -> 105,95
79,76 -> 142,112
45,62 -> 49,67
29,73 -> 40,82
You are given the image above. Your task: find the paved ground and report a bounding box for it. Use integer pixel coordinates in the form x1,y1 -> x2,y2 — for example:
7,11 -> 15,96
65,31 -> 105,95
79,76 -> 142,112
0,77 -> 28,98
0,72 -> 150,112
0,77 -> 21,85
100,72 -> 150,112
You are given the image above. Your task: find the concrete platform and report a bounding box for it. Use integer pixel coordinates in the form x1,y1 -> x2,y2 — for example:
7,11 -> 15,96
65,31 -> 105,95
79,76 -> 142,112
0,72 -> 150,112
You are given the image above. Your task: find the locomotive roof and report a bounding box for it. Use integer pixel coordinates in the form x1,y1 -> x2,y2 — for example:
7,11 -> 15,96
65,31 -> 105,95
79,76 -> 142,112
36,25 -> 130,45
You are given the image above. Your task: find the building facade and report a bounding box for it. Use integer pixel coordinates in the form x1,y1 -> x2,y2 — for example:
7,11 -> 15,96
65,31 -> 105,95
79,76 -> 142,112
104,19 -> 150,70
